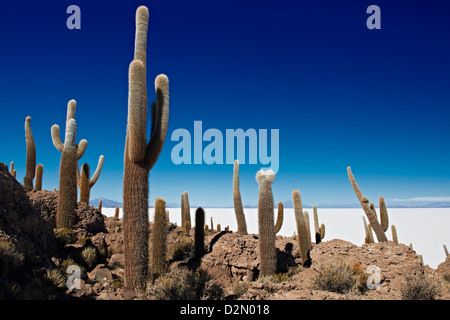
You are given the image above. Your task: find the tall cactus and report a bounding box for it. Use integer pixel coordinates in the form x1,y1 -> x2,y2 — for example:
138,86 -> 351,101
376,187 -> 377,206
274,201 -> 284,234
292,189 -> 311,267
122,5 -> 169,290
256,169 -> 277,276
378,196 -> 389,232
35,164 -> 44,191
233,160 -> 248,235
194,207 -> 205,261
24,116 -> 36,191
52,100 -> 87,228
181,191 -> 191,232
347,167 -> 388,242
152,198 -> 167,278
303,210 -> 311,247
76,155 -> 105,204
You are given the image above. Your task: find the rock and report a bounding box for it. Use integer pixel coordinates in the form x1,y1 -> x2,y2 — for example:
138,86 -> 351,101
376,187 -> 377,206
0,162 -> 57,259
109,253 -> 124,268
88,264 -> 113,283
119,287 -> 136,300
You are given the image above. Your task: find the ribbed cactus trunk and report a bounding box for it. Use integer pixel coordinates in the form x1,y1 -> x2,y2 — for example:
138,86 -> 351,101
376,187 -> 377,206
35,164 -> 43,191
292,189 -> 311,267
256,169 -> 277,277
347,167 -> 388,242
379,196 -> 389,232
57,119 -> 79,228
233,160 -> 248,235
51,99 -> 87,229
152,198 -> 167,278
24,116 -> 36,191
194,207 -> 205,261
123,5 -> 169,290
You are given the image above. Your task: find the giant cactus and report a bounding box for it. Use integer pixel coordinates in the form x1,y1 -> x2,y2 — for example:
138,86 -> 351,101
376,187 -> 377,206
233,160 -> 248,235
76,155 -> 104,204
292,189 -> 311,267
256,169 -> 277,276
347,167 -> 388,242
152,198 -> 167,278
122,6 -> 169,289
24,116 -> 36,191
51,100 -> 87,228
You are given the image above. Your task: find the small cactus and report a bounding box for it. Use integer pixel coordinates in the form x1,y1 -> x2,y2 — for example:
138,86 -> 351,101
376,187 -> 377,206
181,191 -> 191,232
313,205 -> 325,243
76,155 -> 105,204
9,161 -> 16,179
24,116 -> 36,191
35,164 -> 44,191
292,190 -> 311,267
114,206 -> 120,220
443,244 -> 448,257
233,160 -> 248,235
391,225 -> 398,244
362,216 -> 374,244
98,199 -> 103,212
347,167 -> 388,242
274,202 -> 284,234
256,169 -> 277,276
194,207 -> 205,261
151,198 -> 167,278
217,224 -> 221,232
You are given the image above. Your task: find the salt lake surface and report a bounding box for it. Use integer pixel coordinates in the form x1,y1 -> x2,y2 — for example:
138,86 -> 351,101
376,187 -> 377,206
103,207 -> 450,269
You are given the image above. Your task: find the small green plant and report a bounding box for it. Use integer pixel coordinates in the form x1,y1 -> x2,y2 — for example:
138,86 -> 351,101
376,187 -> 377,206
231,280 -> 250,298
54,228 -> 77,245
44,269 -> 66,288
0,241 -> 24,280
81,246 -> 97,269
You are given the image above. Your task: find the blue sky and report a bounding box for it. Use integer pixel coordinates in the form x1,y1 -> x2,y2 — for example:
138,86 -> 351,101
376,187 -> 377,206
1,0 -> 450,207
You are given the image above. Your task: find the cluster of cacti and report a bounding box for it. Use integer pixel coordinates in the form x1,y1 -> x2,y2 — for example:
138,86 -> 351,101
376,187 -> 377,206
76,155 -> 104,203
51,100 -> 88,228
181,191 -> 191,233
292,189 -> 312,267
122,5 -> 169,290
151,198 -> 168,278
255,169 -> 277,276
313,206 -> 325,244
233,160 -> 248,235
194,207 -> 205,261
347,167 -> 389,242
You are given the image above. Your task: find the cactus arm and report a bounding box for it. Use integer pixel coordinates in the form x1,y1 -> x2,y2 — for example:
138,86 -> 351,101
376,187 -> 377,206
379,196 -> 389,232
66,99 -> 77,123
127,59 -> 147,163
347,167 -> 388,242
89,155 -> 105,188
76,139 -> 88,160
145,74 -> 169,170
274,201 -> 284,234
51,125 -> 65,152
76,160 -> 81,188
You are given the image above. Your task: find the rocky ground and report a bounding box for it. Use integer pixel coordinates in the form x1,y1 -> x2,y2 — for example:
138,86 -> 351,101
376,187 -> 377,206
0,161 -> 449,300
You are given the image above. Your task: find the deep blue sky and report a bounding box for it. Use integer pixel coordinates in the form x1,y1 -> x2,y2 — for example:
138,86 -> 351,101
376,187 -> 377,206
1,0 -> 450,207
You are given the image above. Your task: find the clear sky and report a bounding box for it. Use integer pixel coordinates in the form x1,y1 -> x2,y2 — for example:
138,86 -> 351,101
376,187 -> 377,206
1,0 -> 450,207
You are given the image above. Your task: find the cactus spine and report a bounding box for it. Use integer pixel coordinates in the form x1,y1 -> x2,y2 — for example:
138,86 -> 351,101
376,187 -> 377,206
194,207 -> 205,261
122,6 -> 169,289
274,202 -> 284,234
152,198 -> 167,278
347,167 -> 388,242
77,155 -> 104,203
233,160 -> 248,235
292,190 -> 311,267
24,116 -> 36,191
35,164 -> 43,191
256,169 -> 277,276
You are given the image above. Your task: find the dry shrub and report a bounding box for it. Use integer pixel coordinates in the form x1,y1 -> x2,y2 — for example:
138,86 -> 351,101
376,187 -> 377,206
401,272 -> 441,300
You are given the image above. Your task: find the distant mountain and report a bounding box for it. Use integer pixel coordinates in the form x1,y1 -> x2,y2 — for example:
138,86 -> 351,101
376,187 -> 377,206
90,198 -> 122,208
